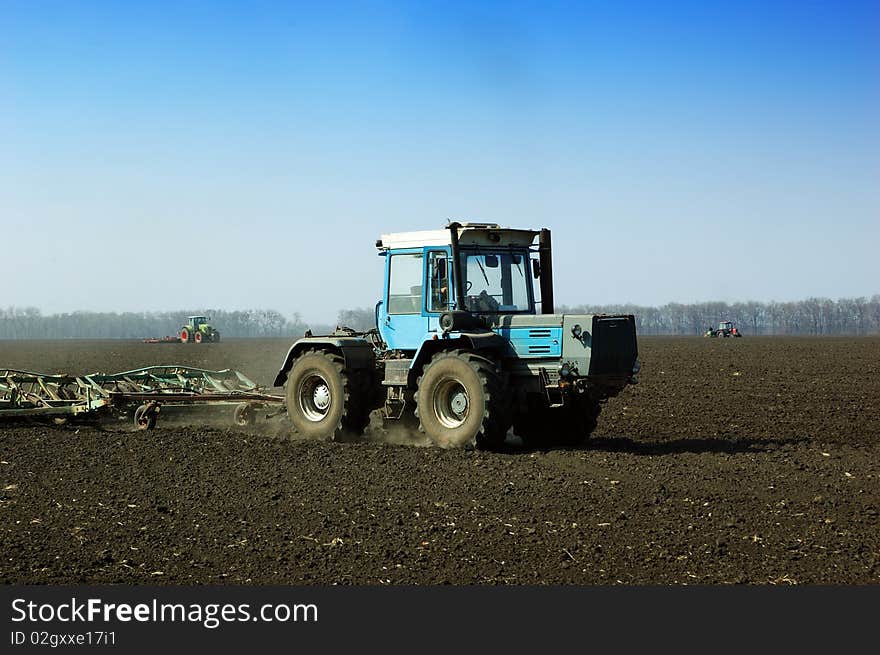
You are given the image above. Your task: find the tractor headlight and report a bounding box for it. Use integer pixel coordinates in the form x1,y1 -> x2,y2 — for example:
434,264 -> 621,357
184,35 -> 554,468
571,324 -> 582,339
632,358 -> 641,374
560,363 -> 571,378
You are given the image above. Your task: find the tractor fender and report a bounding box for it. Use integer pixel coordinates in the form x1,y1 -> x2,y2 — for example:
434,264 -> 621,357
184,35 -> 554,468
409,330 -> 512,382
274,337 -> 375,387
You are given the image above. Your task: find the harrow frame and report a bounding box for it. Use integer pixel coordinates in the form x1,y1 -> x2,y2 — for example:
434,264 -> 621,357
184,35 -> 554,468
0,365 -> 284,428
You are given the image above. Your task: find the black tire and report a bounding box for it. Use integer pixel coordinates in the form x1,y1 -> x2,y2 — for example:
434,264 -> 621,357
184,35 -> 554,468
415,350 -> 511,449
555,397 -> 601,446
515,396 -> 601,448
134,404 -> 157,430
284,351 -> 370,441
212,331 -> 221,343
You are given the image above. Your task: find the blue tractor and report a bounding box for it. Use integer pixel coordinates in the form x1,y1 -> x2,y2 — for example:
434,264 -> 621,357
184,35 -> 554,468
274,222 -> 640,448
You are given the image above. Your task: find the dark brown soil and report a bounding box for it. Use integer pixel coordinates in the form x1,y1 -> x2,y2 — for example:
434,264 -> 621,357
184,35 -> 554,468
1,337 -> 878,584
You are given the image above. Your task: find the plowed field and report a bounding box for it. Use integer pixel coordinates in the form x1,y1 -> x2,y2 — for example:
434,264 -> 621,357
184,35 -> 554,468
1,337 -> 878,584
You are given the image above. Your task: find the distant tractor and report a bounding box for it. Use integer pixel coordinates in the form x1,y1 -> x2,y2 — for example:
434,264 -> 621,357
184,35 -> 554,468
274,222 -> 640,449
705,321 -> 742,338
179,316 -> 221,344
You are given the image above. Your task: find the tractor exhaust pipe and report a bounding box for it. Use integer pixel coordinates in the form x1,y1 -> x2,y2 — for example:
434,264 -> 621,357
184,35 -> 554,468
539,228 -> 554,314
448,221 -> 467,311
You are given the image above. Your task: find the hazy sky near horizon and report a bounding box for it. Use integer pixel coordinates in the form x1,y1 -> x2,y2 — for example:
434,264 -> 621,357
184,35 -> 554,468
2,1 -> 878,323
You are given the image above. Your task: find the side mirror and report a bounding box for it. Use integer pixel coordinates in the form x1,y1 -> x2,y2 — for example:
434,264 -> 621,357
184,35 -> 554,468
532,259 -> 541,279
484,254 -> 499,268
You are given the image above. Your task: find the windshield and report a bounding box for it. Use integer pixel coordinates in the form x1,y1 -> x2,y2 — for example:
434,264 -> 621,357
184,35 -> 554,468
460,250 -> 532,313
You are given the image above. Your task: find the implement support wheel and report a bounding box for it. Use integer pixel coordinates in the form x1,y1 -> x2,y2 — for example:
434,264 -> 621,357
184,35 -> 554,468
134,403 -> 158,430
233,403 -> 255,427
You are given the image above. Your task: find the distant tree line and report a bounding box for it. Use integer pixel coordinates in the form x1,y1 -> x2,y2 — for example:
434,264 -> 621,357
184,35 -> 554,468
558,296 -> 880,336
1,297 -> 878,339
336,307 -> 377,332
0,308 -> 332,339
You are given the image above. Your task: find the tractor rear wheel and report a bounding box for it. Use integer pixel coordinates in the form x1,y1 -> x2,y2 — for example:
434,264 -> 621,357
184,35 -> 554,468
194,331 -> 203,344
284,351 -> 370,441
415,350 -> 511,449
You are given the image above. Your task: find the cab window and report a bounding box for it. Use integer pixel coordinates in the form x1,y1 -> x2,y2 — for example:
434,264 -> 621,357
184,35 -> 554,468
387,253 -> 423,315
427,251 -> 450,312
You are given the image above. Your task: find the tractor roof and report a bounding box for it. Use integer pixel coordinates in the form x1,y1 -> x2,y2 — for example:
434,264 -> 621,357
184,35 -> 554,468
378,223 -> 539,250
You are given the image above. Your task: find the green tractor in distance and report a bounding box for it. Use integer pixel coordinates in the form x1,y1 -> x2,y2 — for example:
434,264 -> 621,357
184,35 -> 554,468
179,316 -> 221,344
704,320 -> 742,338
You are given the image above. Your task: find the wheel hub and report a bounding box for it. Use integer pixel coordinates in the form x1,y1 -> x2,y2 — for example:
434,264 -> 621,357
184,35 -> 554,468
313,384 -> 331,411
299,374 -> 332,422
450,390 -> 468,416
434,379 -> 470,429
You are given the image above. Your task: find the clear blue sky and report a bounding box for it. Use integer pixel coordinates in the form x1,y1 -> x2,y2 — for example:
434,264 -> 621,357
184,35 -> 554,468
2,1 -> 877,323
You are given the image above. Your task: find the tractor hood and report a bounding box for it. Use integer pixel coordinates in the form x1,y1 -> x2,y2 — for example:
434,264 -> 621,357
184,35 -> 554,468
489,313 -> 639,379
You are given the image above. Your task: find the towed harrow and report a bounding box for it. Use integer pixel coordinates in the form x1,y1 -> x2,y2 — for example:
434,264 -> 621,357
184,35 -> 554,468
0,366 -> 284,429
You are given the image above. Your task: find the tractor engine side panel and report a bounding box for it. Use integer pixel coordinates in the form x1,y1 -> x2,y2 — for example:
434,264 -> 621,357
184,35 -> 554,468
496,326 -> 563,358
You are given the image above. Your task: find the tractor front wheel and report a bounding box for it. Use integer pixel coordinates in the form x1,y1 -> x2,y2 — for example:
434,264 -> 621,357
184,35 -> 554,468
284,351 -> 369,441
179,328 -> 189,343
194,331 -> 203,344
415,350 -> 510,449
515,396 -> 601,448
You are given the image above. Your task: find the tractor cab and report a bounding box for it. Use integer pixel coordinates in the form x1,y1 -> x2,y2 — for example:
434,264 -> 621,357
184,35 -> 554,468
189,316 -> 209,329
719,321 -> 733,331
375,223 -> 545,351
